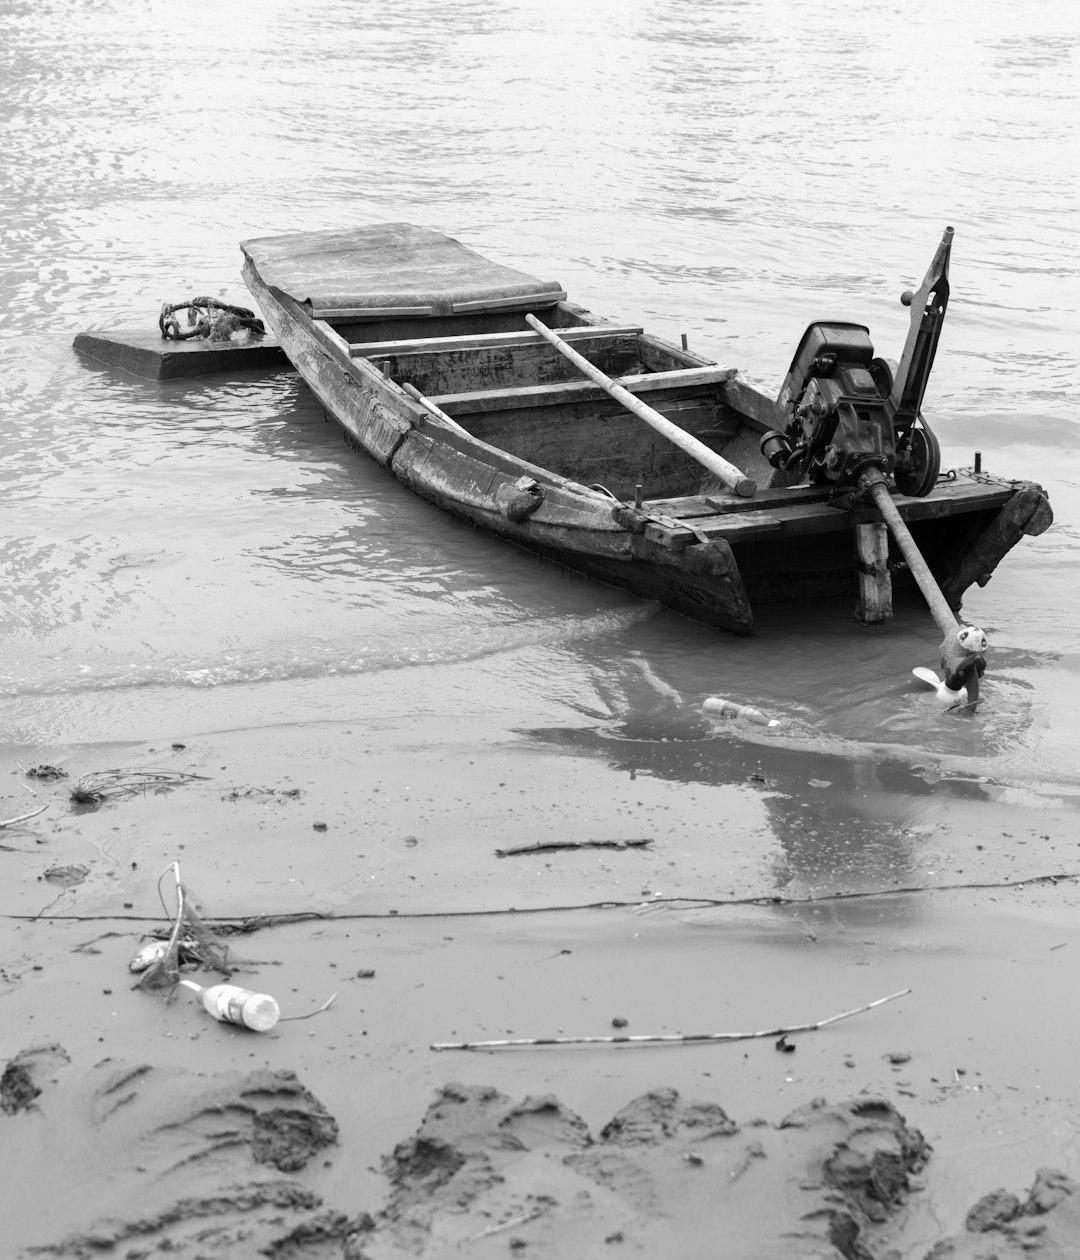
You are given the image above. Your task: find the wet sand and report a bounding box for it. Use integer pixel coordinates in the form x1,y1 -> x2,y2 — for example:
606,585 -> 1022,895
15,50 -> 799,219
4,719 -> 1080,1257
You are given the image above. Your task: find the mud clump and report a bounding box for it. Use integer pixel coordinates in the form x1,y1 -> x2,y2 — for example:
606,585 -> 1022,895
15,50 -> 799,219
9,1057 -> 342,1259
140,1064 -> 340,1173
364,1083 -> 592,1257
262,1208 -> 361,1257
926,1168 -> 1080,1257
598,1086 -> 739,1145
42,865 -> 89,888
782,1095 -> 932,1224
1,1043 -> 71,1114
250,1073 -> 340,1172
964,1187 -> 1024,1233
348,1085 -> 930,1260
35,1181 -> 331,1258
25,764 -> 68,780
1,1058 -> 42,1115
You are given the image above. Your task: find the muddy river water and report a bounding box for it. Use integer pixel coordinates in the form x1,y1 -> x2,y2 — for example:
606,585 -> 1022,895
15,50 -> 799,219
1,1 -> 1079,1255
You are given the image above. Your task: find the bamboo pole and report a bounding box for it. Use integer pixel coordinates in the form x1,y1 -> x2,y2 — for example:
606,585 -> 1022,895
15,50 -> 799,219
524,314 -> 756,498
0,801 -> 47,828
860,469 -> 985,699
431,987 -> 910,1051
401,382 -> 472,437
862,473 -> 957,634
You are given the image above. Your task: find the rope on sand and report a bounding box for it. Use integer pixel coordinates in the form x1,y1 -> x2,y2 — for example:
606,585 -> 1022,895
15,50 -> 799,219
2,870 -> 1075,929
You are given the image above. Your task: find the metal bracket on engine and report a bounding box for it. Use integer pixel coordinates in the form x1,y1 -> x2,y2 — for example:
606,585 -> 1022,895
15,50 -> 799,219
891,227 -> 953,424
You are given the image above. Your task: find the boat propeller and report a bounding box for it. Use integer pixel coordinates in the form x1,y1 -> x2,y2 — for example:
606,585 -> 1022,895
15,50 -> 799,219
913,625 -> 988,710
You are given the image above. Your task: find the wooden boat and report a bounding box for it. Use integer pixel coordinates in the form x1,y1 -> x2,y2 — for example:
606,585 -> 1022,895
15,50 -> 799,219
241,223 -> 1052,635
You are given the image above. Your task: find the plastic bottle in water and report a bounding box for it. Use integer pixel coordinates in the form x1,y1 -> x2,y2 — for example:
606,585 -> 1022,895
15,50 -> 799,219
702,696 -> 780,727
179,979 -> 280,1031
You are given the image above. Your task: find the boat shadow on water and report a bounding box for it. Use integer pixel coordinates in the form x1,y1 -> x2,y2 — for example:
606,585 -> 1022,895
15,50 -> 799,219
516,625 -> 1075,901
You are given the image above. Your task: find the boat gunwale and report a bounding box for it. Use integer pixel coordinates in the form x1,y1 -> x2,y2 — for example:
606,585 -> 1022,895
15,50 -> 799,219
246,268 -> 630,520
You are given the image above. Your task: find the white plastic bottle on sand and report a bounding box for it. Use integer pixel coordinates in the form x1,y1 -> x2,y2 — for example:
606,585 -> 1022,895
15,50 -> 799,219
179,979 -> 280,1031
702,697 -> 781,727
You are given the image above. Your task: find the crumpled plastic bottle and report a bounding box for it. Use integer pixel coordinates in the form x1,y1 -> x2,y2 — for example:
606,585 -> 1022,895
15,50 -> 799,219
179,979 -> 280,1031
702,697 -> 780,727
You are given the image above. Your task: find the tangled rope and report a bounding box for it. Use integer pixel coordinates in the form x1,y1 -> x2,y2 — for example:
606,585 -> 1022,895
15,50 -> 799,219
159,297 -> 265,342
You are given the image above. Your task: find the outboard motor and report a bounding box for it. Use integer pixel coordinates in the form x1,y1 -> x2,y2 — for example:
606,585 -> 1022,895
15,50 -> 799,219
760,227 -> 953,497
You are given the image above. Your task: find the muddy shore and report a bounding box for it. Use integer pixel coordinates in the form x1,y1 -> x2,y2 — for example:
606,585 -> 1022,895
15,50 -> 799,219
3,718 -> 1080,1258
3,0 -> 1077,1250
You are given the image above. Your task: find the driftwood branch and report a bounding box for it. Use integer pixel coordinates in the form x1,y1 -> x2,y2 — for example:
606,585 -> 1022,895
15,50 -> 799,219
278,993 -> 338,1022
469,1209 -> 545,1240
496,838 -> 652,858
162,860 -> 187,967
0,802 -> 48,828
431,988 -> 910,1052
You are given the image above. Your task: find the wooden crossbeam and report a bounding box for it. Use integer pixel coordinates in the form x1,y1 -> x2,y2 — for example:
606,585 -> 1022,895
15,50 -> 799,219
432,365 -> 737,415
350,324 -> 644,359
643,479 -> 1017,549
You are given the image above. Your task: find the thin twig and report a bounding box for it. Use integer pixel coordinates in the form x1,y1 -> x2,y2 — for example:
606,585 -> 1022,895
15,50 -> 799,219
224,911 -> 331,934
161,861 -> 186,967
496,838 -> 652,858
0,802 -> 48,828
431,988 -> 910,1052
278,993 -> 338,1021
468,1209 -> 544,1240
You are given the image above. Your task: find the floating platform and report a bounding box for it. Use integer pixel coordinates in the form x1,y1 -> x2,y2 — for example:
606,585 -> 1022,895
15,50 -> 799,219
73,327 -> 288,380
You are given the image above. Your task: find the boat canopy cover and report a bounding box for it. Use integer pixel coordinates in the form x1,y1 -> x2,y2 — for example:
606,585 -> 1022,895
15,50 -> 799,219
241,223 -> 566,321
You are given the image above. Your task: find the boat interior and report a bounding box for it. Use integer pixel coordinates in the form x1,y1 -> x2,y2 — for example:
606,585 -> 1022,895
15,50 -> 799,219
327,305 -> 763,503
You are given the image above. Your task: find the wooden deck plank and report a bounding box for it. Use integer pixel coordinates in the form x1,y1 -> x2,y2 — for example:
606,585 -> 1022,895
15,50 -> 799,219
432,365 -> 737,415
720,377 -> 785,433
371,334 -> 646,399
240,223 -> 565,319
644,479 -> 1018,549
646,486 -> 837,517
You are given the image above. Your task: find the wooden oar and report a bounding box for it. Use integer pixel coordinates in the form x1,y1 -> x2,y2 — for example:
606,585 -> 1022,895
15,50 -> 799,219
524,314 -> 755,498
860,468 -> 986,703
